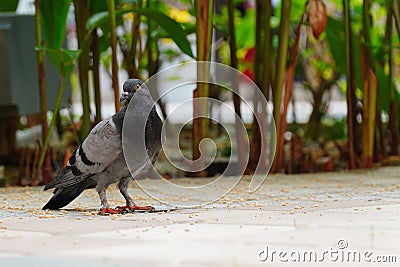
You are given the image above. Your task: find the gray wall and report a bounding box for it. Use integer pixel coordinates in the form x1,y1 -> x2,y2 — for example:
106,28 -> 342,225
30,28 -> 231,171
0,14 -> 70,115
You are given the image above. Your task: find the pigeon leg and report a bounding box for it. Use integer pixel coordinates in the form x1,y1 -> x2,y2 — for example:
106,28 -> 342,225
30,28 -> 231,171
118,177 -> 135,207
98,189 -> 121,215
116,177 -> 154,212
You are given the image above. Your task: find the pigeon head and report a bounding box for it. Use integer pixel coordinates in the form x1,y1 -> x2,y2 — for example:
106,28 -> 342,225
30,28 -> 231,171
120,79 -> 148,105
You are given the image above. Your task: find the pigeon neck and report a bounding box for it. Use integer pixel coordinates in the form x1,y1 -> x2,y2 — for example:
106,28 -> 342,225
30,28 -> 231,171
112,106 -> 127,131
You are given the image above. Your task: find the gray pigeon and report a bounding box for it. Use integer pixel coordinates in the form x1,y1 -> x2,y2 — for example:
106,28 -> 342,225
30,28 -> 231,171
43,79 -> 163,215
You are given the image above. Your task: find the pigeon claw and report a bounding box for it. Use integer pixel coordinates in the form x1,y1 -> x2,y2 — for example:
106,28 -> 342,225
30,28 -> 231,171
116,205 -> 155,213
99,207 -> 124,215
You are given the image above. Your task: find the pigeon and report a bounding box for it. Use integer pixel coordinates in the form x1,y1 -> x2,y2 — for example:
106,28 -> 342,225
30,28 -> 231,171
42,79 -> 163,215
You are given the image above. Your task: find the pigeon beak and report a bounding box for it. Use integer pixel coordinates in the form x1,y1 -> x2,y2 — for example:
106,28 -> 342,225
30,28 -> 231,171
119,91 -> 131,105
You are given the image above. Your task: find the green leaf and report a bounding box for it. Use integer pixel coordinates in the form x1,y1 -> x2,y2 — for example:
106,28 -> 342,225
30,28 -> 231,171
36,46 -> 80,76
40,0 -> 72,49
326,17 -> 400,112
180,22 -> 196,35
376,63 -> 400,112
90,0 -> 108,15
0,0 -> 19,12
376,64 -> 389,112
86,11 -> 109,30
235,9 -> 256,50
98,35 -> 111,55
325,17 -> 362,90
86,8 -> 194,58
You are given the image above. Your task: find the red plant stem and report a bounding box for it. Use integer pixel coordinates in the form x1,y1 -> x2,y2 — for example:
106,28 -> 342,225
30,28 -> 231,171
274,12 -> 305,172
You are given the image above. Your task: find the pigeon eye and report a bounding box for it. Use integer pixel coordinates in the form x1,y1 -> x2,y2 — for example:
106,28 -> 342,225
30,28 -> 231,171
136,84 -> 141,90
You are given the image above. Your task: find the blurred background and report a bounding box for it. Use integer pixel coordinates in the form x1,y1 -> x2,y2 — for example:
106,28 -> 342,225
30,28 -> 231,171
0,0 -> 399,186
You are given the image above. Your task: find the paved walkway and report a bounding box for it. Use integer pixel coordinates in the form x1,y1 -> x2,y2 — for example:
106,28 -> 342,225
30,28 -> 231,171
0,167 -> 399,266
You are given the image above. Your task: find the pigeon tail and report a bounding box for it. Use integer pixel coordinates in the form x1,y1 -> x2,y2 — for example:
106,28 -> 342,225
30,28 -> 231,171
42,179 -> 96,210
44,168 -> 75,191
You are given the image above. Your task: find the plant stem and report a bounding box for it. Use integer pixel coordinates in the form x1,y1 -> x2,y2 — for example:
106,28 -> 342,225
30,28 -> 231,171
254,0 -> 264,88
227,0 -> 246,172
262,0 -> 273,172
270,0 -> 291,172
107,0 -> 120,112
262,0 -> 273,98
275,11 -> 306,172
34,0 -> 52,184
91,30 -> 102,123
343,0 -> 356,169
127,0 -> 142,78
38,65 -> 67,171
394,0 -> 400,37
386,0 -> 398,155
273,0 -> 291,129
193,0 -> 214,176
74,0 -> 91,139
147,0 -> 154,76
362,0 -> 373,68
360,39 -> 376,168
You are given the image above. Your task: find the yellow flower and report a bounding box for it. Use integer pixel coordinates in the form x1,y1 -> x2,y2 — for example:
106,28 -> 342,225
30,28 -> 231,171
237,48 -> 247,60
122,12 -> 134,22
168,8 -> 194,23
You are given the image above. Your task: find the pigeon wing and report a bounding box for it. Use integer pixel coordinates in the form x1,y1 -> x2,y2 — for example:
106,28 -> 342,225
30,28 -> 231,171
74,118 -> 122,174
45,118 -> 122,190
